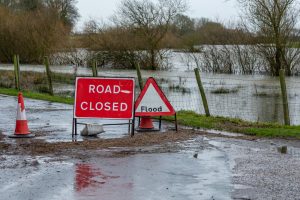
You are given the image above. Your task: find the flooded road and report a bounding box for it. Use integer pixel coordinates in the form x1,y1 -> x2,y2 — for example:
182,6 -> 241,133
0,147 -> 232,200
0,94 -> 135,141
1,135 -> 300,200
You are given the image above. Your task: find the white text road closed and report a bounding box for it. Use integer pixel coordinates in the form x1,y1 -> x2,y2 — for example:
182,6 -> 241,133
135,77 -> 175,117
74,77 -> 135,119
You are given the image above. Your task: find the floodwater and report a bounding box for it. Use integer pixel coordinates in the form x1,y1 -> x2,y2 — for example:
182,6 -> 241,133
0,147 -> 232,200
0,95 -> 134,141
1,96 -> 300,199
0,95 -> 232,199
1,52 -> 300,125
1,135 -> 300,200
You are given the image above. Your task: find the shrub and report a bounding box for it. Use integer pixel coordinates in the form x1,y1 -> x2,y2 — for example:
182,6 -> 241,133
0,7 -> 69,63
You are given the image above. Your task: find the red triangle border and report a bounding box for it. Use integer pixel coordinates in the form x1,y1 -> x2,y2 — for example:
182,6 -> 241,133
135,77 -> 176,117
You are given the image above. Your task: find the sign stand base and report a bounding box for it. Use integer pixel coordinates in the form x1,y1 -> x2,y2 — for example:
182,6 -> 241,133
134,114 -> 178,132
72,118 -> 135,138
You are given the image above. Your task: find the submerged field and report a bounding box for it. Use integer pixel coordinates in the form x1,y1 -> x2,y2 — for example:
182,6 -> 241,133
1,65 -> 300,125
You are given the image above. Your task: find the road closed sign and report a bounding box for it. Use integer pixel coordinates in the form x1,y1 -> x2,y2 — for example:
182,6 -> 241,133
135,77 -> 175,117
74,77 -> 135,119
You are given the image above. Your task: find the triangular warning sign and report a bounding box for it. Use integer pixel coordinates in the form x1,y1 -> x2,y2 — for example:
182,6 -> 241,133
135,77 -> 176,117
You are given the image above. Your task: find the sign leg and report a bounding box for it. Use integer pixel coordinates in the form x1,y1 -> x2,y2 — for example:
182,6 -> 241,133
138,117 -> 141,127
75,118 -> 78,136
159,116 -> 162,130
72,118 -> 75,137
131,117 -> 135,137
128,120 -> 131,134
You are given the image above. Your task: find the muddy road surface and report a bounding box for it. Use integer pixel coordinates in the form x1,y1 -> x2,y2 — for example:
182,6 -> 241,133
1,95 -> 300,200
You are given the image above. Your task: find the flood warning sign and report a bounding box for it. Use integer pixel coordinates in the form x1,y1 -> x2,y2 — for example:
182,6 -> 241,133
135,77 -> 175,117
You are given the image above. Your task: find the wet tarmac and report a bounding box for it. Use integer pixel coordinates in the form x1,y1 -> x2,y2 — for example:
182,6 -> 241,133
0,94 -> 139,142
1,95 -> 300,199
0,140 -> 233,200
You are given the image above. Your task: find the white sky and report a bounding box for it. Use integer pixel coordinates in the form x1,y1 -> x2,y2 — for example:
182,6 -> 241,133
76,0 -> 239,31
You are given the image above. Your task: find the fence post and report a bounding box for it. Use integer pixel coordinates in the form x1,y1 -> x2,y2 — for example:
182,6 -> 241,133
17,55 -> 20,89
13,54 -> 20,91
279,69 -> 290,125
135,63 -> 143,90
44,56 -> 54,96
92,59 -> 98,77
194,68 -> 210,117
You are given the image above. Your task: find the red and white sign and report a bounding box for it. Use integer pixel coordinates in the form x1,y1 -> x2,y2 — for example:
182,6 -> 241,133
135,77 -> 175,117
74,77 -> 135,119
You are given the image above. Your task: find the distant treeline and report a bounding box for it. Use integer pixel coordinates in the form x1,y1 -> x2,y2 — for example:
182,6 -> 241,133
79,14 -> 300,50
0,0 -> 78,63
75,15 -> 262,70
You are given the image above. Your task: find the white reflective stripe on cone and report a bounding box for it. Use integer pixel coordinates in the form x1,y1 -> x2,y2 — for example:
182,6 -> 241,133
17,103 -> 27,120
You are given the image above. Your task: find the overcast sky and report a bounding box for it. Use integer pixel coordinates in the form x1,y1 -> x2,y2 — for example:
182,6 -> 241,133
76,0 -> 239,31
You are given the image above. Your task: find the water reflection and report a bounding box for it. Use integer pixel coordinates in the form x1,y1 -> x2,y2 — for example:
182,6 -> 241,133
75,163 -> 120,192
72,151 -> 232,200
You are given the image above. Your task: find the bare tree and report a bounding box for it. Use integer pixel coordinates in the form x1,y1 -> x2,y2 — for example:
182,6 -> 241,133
238,0 -> 300,76
44,0 -> 79,28
114,0 -> 187,70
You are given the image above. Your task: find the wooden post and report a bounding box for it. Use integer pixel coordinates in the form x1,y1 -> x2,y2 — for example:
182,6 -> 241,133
17,55 -> 20,89
279,69 -> 290,125
13,55 -> 18,90
92,59 -> 98,77
135,63 -> 143,90
13,54 -> 20,91
194,68 -> 210,117
44,56 -> 54,96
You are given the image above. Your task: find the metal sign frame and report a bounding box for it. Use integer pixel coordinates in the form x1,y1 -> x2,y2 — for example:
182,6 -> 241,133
134,77 -> 177,131
72,76 -> 136,137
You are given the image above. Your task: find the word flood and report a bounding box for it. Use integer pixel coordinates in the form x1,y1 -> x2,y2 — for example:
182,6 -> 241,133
141,106 -> 162,112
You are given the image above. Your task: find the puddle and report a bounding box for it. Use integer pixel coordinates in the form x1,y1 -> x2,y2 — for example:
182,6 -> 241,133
73,150 -> 232,200
0,148 -> 232,200
185,127 -> 245,137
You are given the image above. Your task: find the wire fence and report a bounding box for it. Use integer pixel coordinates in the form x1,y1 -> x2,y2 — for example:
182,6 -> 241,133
1,65 -> 300,125
132,73 -> 300,125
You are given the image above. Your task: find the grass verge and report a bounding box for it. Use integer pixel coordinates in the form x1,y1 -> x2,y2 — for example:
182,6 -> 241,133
0,88 -> 73,105
167,111 -> 300,139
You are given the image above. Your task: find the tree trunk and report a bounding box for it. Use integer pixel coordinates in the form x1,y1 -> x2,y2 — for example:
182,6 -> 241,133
275,47 -> 281,76
281,51 -> 291,76
279,69 -> 290,125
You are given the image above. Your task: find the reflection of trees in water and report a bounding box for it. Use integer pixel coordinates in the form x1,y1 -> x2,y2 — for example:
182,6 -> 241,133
255,94 -> 283,124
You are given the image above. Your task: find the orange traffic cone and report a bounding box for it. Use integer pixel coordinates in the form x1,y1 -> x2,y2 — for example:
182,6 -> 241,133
136,117 -> 160,132
9,93 -> 35,138
139,117 -> 154,129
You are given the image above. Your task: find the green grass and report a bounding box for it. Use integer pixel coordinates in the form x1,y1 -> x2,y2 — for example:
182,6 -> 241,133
289,42 -> 300,48
168,111 -> 300,139
1,88 -> 300,139
0,88 -> 73,105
